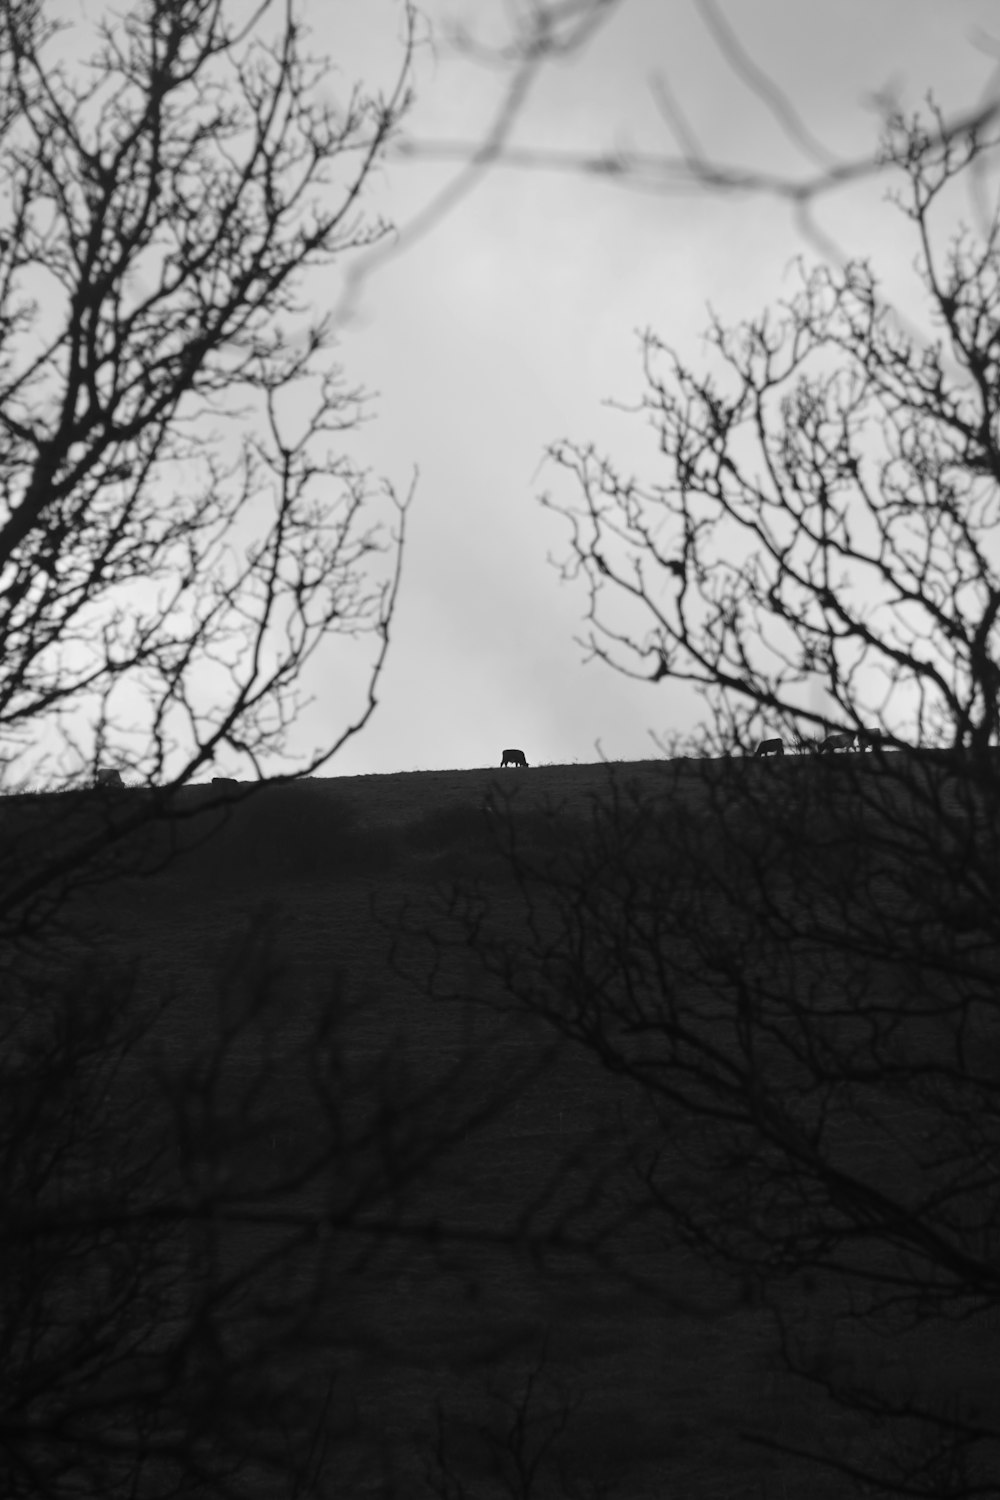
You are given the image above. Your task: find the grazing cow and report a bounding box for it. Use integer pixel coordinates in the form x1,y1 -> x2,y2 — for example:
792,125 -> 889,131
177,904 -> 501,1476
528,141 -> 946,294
212,777 -> 238,787
753,738 -> 784,758
500,748 -> 528,768
857,728 -> 884,752
95,768 -> 124,788
819,730 -> 856,754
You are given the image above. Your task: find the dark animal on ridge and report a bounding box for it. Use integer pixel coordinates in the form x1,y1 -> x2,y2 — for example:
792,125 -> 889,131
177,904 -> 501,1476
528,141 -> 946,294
500,748 -> 528,768
819,730 -> 856,753
754,738 -> 784,758
95,768 -> 124,788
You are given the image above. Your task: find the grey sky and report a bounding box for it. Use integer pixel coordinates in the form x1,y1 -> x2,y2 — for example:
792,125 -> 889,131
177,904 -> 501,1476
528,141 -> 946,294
43,1 -> 1000,775
288,0 -> 997,775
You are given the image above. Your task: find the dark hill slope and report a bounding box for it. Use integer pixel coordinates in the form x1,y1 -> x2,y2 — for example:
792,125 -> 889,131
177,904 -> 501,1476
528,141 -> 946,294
163,758 -> 694,886
31,758 -> 705,890
9,745 -> 974,895
112,742 -> 995,885
5,749 -> 998,1498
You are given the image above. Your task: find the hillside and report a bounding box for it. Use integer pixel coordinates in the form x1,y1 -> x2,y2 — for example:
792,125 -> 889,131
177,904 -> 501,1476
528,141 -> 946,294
5,750 -> 998,1498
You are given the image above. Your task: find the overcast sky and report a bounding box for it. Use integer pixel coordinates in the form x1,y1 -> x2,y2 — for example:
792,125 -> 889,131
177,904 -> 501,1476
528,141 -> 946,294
45,1 -> 1000,778
284,0 -> 997,777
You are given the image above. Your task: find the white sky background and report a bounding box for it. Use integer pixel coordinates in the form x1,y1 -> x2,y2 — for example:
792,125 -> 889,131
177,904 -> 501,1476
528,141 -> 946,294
296,0 -> 1000,776
45,1 -> 1000,776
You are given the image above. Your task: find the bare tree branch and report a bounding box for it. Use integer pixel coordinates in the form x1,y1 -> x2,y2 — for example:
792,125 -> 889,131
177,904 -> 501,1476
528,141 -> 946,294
539,110 -> 1000,759
0,0 -> 419,789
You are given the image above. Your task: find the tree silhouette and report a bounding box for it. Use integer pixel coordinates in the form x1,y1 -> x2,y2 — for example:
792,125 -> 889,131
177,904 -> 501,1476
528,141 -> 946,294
0,0 -> 414,796
542,109 -> 1000,762
435,114 -> 1000,1496
0,5 -> 461,1493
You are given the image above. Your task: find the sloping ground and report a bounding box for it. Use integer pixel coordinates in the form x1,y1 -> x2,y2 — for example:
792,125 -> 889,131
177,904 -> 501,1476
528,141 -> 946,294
6,750 -> 1000,1497
87,791 -> 806,1496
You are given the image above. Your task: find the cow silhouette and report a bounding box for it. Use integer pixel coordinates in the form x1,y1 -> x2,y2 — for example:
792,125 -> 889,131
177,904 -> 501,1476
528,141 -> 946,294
95,768 -> 124,788
753,738 -> 784,758
819,730 -> 856,753
500,748 -> 528,768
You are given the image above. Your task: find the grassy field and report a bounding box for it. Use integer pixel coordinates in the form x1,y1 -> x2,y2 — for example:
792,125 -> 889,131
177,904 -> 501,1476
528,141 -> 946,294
9,752 -> 999,1497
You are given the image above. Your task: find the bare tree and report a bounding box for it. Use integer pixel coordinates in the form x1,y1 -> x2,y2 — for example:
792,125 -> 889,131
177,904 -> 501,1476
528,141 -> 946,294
0,0 -> 415,794
0,6 -> 506,1495
423,114 -> 1000,1496
541,109 -> 1000,760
